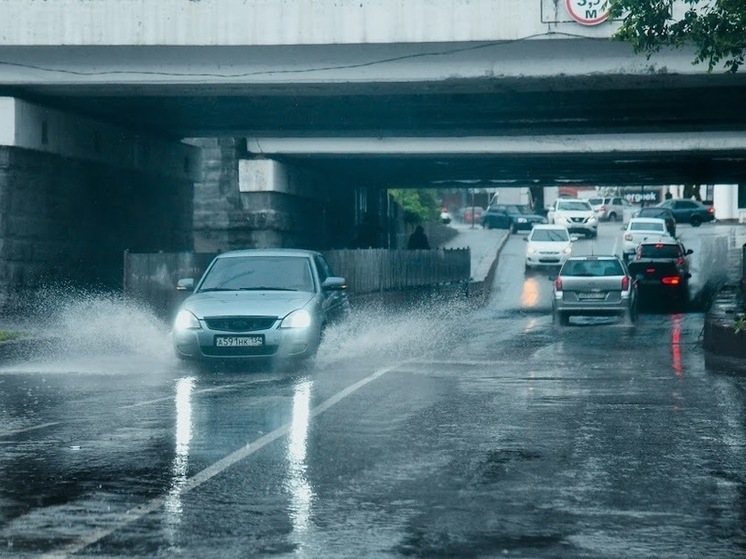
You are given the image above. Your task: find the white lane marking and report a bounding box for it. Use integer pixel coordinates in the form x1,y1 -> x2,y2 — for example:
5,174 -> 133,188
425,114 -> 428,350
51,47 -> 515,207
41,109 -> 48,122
0,422 -> 63,437
38,360 -> 408,559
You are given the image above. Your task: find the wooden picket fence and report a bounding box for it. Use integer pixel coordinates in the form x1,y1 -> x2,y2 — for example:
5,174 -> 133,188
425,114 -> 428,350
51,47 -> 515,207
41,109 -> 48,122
123,248 -> 470,319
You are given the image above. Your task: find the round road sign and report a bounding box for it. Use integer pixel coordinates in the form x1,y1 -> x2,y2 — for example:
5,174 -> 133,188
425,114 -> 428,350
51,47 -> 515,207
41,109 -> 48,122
565,0 -> 610,25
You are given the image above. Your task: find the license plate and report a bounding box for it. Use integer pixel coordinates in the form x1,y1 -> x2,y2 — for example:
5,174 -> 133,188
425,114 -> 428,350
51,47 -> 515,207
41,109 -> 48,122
215,335 -> 264,347
578,292 -> 606,300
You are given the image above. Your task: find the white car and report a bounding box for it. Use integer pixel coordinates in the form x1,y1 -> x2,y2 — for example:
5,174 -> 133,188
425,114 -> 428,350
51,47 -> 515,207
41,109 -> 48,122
547,198 -> 598,238
621,217 -> 672,261
524,224 -> 575,272
588,196 -> 631,222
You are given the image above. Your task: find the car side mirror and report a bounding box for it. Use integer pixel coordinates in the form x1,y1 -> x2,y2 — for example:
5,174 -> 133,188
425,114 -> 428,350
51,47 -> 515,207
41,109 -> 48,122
322,277 -> 347,291
176,278 -> 195,292
686,249 -> 694,255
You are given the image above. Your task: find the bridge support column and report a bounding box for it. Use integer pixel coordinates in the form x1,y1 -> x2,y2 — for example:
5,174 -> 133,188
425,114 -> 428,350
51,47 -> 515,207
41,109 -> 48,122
0,97 -> 198,312
194,148 -> 356,252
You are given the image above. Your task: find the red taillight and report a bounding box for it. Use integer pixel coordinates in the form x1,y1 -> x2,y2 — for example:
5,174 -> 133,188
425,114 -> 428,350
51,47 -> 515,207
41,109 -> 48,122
677,257 -> 685,266
646,268 -> 655,274
655,243 -> 664,248
708,207 -> 715,214
662,276 -> 681,285
621,276 -> 630,291
554,277 -> 563,290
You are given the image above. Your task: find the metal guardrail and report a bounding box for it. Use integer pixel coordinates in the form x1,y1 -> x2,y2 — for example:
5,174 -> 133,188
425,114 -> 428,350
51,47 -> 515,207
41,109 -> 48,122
123,248 -> 471,319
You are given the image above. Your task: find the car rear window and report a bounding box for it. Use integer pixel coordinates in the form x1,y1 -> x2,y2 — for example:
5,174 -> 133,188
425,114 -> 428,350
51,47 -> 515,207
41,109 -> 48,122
588,198 -> 603,205
639,244 -> 681,258
530,229 -> 570,242
562,259 -> 624,277
557,200 -> 592,211
629,221 -> 665,232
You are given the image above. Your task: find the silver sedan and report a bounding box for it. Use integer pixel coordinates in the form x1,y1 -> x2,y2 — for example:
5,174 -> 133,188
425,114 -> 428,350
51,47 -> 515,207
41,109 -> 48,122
172,249 -> 350,367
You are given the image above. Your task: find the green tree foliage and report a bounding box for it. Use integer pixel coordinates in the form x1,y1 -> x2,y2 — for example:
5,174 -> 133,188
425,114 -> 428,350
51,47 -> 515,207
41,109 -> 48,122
609,0 -> 746,72
389,189 -> 440,224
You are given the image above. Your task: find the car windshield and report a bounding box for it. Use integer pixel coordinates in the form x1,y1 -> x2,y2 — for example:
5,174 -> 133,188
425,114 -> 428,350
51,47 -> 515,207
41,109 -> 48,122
629,221 -> 665,232
588,198 -> 603,206
199,255 -> 315,292
530,229 -> 570,242
639,244 -> 682,258
557,200 -> 592,211
562,259 -> 624,277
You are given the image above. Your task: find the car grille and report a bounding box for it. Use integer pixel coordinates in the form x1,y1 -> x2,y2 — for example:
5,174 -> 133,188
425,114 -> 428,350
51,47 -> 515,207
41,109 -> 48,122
204,316 -> 277,332
201,345 -> 278,357
569,217 -> 587,223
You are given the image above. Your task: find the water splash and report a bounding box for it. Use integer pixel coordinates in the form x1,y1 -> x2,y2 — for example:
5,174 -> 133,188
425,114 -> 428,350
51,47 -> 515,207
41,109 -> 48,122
1,287 -> 175,374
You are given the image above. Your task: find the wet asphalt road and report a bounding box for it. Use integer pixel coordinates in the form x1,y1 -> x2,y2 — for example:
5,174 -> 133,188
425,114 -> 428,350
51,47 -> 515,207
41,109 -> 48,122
1,222 -> 745,558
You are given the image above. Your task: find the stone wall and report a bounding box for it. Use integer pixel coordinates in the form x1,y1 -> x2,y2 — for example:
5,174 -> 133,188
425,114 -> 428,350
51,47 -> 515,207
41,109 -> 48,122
0,146 -> 193,311
191,138 -> 357,252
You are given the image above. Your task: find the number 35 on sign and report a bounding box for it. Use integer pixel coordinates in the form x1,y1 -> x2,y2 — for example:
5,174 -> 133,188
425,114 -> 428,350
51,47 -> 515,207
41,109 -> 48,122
565,0 -> 610,25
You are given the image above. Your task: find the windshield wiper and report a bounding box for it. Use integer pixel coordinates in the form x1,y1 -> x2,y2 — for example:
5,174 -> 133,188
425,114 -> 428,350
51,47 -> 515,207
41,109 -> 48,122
198,287 -> 236,292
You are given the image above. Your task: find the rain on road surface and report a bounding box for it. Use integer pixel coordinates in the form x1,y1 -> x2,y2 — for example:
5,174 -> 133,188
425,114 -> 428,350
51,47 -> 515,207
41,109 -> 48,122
1,222 -> 745,558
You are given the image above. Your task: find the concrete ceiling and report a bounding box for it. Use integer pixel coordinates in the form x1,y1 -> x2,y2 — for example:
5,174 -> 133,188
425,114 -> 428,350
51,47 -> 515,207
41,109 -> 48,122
3,64 -> 746,188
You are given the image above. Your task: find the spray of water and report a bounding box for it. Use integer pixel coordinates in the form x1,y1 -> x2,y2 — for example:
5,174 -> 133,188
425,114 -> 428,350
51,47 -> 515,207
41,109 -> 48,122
2,286 -> 175,374
316,292 -> 475,367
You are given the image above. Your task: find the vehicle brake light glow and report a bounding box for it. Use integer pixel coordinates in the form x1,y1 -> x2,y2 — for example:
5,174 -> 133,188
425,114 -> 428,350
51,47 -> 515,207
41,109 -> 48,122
621,276 -> 630,291
677,257 -> 685,266
554,277 -> 563,291
708,207 -> 715,214
662,276 -> 681,285
655,243 -> 664,248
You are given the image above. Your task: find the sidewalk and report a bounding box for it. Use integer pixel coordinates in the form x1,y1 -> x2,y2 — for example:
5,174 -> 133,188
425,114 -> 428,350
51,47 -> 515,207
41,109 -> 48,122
439,222 -> 511,297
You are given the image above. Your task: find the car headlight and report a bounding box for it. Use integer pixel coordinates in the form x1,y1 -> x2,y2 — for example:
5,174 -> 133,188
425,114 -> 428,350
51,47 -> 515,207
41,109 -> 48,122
174,309 -> 201,331
527,247 -> 538,255
516,217 -> 527,223
588,216 -> 597,223
280,309 -> 312,329
563,247 -> 572,254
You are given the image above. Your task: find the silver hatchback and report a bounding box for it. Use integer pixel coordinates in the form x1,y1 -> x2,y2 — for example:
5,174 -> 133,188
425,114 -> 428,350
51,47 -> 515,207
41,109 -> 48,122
552,255 -> 637,326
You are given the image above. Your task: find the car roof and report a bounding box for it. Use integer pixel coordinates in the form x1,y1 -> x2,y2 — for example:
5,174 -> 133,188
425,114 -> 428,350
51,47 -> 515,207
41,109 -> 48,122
638,239 -> 680,246
628,217 -> 666,224
214,248 -> 320,259
565,255 -> 620,261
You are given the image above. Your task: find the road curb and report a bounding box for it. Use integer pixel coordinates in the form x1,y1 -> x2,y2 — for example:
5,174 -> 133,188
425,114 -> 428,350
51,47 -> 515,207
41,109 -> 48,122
465,230 -> 511,305
703,285 -> 746,362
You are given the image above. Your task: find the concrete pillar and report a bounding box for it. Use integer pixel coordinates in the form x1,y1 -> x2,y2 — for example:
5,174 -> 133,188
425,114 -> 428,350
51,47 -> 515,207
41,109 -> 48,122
0,97 -> 198,312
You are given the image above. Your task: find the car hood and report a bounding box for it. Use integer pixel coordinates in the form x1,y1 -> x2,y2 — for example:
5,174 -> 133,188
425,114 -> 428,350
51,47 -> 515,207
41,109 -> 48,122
182,290 -> 315,318
528,240 -> 571,252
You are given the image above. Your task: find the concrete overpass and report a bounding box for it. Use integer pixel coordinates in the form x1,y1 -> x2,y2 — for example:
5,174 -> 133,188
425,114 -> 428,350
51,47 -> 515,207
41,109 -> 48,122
0,0 -> 744,306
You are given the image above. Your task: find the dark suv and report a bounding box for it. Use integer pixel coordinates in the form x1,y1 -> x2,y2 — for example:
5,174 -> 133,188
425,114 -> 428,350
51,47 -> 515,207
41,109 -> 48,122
636,207 -> 676,238
656,199 -> 715,227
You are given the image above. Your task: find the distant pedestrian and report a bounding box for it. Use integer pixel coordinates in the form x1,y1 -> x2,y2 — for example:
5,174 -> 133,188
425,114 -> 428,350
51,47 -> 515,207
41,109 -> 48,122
407,225 -> 430,250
